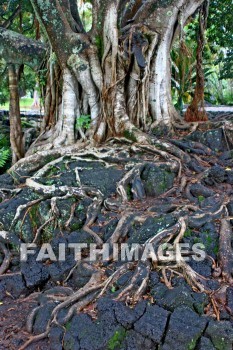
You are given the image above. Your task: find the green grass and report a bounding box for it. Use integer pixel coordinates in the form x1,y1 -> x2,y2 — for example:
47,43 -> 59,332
0,98 -> 39,110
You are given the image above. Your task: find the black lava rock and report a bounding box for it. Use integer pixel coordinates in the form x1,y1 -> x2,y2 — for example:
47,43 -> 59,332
134,304 -> 169,343
205,320 -> 233,350
0,272 -> 26,300
21,253 -> 49,288
162,306 -> 207,350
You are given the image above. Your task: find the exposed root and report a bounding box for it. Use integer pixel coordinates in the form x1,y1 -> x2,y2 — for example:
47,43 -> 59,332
117,164 -> 145,202
19,213 -> 212,349
60,290 -> 99,325
0,242 -> 11,275
97,262 -> 136,299
19,272 -> 105,350
18,330 -> 50,350
107,213 -> 139,245
10,199 -> 43,229
26,305 -> 41,333
115,263 -> 143,301
64,202 -> 76,230
161,267 -> 173,289
134,261 -> 151,300
219,219 -> 233,284
3,131 -> 233,350
33,216 -> 55,244
8,142 -> 84,175
178,261 -> 208,292
83,225 -> 103,246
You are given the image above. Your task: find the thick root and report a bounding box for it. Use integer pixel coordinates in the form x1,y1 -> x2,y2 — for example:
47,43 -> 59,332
219,219 -> 233,284
0,242 -> 11,275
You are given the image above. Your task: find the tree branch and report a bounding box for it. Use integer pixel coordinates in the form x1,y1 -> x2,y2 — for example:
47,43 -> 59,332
30,0 -> 72,64
0,27 -> 47,69
30,0 -> 91,68
57,0 -> 83,33
2,5 -> 21,29
69,0 -> 84,32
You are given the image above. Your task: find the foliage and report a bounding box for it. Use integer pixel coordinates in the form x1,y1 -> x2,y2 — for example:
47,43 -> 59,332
0,60 -> 9,105
108,328 -> 127,350
171,20 -> 214,110
19,66 -> 37,98
0,134 -> 11,169
171,40 -> 196,110
207,0 -> 233,80
171,0 -> 233,108
0,0 -> 38,104
205,73 -> 233,105
76,115 -> 91,130
0,0 -> 34,33
78,0 -> 92,31
0,148 -> 10,169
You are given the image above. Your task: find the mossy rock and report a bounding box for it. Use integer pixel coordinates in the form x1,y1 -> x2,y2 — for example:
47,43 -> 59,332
205,320 -> 233,350
128,214 -> 176,244
141,163 -> 176,197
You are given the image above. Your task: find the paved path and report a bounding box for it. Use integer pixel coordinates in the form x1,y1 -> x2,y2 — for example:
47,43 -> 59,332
183,106 -> 233,113
204,106 -> 233,112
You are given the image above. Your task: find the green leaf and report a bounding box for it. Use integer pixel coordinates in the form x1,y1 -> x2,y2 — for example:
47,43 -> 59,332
0,147 -> 10,168
76,115 -> 91,130
111,286 -> 116,293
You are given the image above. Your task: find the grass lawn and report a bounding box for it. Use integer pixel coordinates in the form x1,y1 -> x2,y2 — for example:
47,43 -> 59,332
0,98 -> 38,110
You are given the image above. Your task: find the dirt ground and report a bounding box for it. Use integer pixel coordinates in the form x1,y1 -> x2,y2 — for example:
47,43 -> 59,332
0,296 -> 49,350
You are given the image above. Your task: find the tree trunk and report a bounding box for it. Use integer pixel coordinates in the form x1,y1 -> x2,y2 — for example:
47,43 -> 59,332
93,0 -> 206,141
184,1 -> 209,122
1,0 -> 206,152
31,84 -> 40,109
8,64 -> 24,164
53,68 -> 78,146
40,55 -> 62,132
0,27 -> 47,160
26,67 -> 78,154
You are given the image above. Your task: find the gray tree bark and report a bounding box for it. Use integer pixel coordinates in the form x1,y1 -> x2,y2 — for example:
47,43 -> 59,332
8,64 -> 24,163
0,0 -> 206,151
